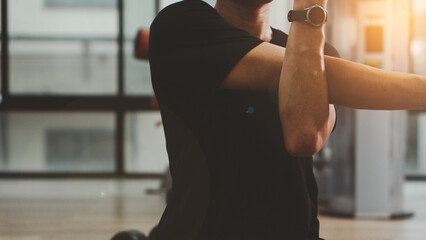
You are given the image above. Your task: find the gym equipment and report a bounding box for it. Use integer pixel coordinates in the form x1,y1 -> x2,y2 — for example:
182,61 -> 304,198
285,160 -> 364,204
316,0 -> 413,219
111,230 -> 148,240
134,29 -> 160,111
134,29 -> 150,60
150,96 -> 160,109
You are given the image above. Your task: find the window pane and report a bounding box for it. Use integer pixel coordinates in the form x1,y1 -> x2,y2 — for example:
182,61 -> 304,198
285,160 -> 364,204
124,0 -> 155,96
8,0 -> 118,95
124,0 -> 217,96
125,111 -> 168,173
0,112 -> 115,172
406,0 -> 426,176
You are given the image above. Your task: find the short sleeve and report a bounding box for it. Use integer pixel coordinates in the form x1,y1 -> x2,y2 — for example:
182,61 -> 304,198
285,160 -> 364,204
149,0 -> 263,97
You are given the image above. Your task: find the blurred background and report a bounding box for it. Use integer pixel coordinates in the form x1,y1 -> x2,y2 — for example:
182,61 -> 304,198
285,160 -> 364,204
0,0 -> 425,239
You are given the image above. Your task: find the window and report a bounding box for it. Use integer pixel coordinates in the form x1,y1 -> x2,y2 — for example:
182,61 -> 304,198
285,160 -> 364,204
47,129 -> 114,172
8,0 -> 118,95
0,112 -> 115,172
124,0 -> 156,96
0,0 -> 163,177
125,112 -> 168,173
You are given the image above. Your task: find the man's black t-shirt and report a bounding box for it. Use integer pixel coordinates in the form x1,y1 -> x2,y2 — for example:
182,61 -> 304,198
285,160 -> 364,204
149,1 -> 339,240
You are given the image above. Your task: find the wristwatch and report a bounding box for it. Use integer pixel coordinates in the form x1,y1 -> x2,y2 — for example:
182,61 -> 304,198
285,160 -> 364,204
287,4 -> 328,27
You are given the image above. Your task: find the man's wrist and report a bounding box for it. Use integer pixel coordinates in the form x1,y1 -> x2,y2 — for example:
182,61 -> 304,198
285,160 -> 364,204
289,3 -> 328,28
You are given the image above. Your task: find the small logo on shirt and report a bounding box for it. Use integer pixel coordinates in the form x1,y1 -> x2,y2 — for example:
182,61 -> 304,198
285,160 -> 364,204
245,106 -> 255,114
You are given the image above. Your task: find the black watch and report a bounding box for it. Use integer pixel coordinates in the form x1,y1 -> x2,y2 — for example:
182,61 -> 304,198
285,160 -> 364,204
287,4 -> 328,27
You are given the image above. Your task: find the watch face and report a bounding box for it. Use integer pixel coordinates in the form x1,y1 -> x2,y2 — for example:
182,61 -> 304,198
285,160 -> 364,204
309,6 -> 326,25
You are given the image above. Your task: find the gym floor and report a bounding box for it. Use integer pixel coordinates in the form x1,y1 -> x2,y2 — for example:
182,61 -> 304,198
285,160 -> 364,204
0,180 -> 425,240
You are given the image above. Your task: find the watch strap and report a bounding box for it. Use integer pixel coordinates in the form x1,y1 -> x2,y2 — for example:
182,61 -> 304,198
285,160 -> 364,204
287,9 -> 308,22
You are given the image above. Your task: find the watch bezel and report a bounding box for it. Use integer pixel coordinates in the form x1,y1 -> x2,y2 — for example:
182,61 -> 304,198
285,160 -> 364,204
305,4 -> 328,27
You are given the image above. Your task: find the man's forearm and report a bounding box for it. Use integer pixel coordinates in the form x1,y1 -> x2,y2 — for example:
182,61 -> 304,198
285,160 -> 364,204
279,0 -> 333,157
222,40 -> 426,111
325,56 -> 426,110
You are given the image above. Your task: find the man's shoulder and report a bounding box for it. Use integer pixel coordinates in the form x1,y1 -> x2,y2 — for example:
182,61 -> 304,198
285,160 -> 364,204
157,0 -> 212,17
151,0 -> 216,31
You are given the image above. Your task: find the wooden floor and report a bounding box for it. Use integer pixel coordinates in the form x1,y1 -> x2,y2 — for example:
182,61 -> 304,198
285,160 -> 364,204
0,180 -> 425,240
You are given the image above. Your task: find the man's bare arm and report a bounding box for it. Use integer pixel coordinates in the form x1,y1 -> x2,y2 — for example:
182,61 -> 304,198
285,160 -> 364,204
221,44 -> 426,109
326,56 -> 426,110
220,35 -> 426,156
278,0 -> 332,157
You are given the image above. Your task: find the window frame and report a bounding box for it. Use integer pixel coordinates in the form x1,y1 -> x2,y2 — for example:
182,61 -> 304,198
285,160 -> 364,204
1,0 -> 424,180
0,0 -> 163,179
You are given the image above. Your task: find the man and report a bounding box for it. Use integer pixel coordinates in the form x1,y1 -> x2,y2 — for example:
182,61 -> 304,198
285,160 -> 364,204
148,0 -> 426,239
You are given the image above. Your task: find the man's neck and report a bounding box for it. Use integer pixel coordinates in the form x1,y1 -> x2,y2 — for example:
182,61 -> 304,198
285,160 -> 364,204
215,0 -> 273,42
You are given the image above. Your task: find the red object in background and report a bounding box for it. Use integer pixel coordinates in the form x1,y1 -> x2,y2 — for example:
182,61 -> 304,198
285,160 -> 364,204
134,29 -> 158,109
134,29 -> 150,60
150,96 -> 160,109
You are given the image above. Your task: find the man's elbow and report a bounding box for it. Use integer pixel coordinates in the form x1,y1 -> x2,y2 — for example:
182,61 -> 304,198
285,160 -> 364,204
284,133 -> 324,157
